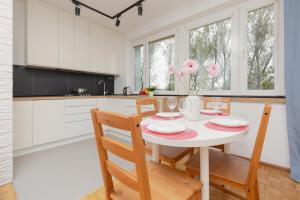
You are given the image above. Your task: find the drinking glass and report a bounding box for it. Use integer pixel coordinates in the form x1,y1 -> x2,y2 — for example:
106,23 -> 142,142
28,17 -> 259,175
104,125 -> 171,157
178,98 -> 187,115
167,97 -> 177,112
211,97 -> 222,113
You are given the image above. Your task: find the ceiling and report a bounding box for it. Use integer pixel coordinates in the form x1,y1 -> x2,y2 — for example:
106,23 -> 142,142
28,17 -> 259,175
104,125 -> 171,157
44,0 -> 233,34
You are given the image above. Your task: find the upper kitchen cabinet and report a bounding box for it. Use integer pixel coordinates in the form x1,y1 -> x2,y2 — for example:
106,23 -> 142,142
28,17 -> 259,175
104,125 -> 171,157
26,0 -> 59,67
74,17 -> 90,71
59,11 -> 74,70
89,22 -> 106,73
106,29 -> 122,75
25,0 -> 122,75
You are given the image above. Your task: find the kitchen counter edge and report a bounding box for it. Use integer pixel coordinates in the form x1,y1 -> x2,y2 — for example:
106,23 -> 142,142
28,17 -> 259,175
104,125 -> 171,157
13,95 -> 165,101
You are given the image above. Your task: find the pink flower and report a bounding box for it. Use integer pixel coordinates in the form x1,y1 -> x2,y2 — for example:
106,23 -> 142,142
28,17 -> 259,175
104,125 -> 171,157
175,68 -> 187,77
183,59 -> 199,73
208,63 -> 220,78
168,65 -> 175,75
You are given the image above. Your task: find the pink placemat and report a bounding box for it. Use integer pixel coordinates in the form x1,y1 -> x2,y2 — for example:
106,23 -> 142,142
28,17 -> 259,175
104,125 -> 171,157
200,112 -> 230,116
141,125 -> 197,140
151,115 -> 183,120
204,122 -> 248,132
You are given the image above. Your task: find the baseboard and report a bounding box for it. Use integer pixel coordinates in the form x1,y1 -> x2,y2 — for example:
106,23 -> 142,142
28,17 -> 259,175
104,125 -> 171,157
13,134 -> 95,157
259,160 -> 290,172
233,154 -> 290,172
13,130 -> 131,158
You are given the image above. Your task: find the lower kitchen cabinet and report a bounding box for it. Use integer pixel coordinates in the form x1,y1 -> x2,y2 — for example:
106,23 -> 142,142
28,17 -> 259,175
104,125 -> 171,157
65,120 -> 93,138
64,99 -> 96,138
13,97 -> 161,153
13,101 -> 33,150
33,100 -> 65,145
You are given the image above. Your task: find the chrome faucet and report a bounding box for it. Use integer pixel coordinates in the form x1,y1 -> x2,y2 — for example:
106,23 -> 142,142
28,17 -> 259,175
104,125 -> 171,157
98,80 -> 108,95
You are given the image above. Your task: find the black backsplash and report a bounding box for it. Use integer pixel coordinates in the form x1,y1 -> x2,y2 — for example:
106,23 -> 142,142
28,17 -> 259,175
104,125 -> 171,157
13,65 -> 114,97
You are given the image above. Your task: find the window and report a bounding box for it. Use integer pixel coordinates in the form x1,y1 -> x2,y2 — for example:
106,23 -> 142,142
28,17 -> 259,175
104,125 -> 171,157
189,18 -> 232,91
247,4 -> 276,90
132,0 -> 283,96
149,36 -> 175,91
134,45 -> 144,91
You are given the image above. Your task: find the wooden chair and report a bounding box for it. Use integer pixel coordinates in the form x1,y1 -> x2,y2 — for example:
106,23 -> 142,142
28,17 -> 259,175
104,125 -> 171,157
88,108 -> 202,200
203,97 -> 231,114
136,98 -> 194,169
185,104 -> 272,200
203,97 -> 231,152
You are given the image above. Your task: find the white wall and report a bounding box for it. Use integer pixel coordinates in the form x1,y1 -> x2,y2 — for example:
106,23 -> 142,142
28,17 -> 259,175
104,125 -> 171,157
230,102 -> 289,168
0,0 -> 13,186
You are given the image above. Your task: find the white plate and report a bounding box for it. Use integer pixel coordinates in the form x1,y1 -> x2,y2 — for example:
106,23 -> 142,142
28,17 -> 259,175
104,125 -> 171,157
200,109 -> 221,114
156,112 -> 181,118
209,118 -> 248,127
147,122 -> 186,134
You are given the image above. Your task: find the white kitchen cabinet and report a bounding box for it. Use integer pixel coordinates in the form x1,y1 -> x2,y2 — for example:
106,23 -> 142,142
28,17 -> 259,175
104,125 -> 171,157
13,101 -> 33,150
65,120 -> 93,138
64,99 -> 96,138
97,98 -> 109,111
59,11 -> 74,69
33,100 -> 65,145
106,29 -> 122,75
74,17 -> 90,71
27,0 -> 59,67
25,0 -> 123,74
89,22 -> 106,73
65,99 -> 96,107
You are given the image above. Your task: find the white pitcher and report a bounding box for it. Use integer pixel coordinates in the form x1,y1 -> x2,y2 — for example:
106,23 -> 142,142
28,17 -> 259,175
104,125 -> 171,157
185,96 -> 201,121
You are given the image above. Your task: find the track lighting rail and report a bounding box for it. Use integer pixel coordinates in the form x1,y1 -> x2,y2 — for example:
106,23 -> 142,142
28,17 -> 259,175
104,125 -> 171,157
71,0 -> 145,20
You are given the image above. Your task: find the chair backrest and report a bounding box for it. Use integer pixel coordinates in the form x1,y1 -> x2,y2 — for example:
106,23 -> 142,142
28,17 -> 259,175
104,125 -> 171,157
246,104 -> 272,188
136,98 -> 159,118
91,108 -> 151,200
203,97 -> 231,114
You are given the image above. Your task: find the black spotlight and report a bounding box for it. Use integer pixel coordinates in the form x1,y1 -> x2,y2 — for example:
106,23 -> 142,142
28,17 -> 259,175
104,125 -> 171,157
138,3 -> 143,16
115,16 -> 120,27
75,4 -> 80,16
73,0 -> 81,16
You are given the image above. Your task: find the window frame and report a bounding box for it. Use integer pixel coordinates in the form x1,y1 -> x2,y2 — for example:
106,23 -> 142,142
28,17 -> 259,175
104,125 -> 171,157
132,43 -> 145,93
145,29 -> 179,95
238,0 -> 284,96
131,39 -> 146,94
184,8 -> 239,96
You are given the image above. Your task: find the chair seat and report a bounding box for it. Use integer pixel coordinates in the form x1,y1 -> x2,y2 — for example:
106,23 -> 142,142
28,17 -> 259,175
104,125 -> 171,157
82,161 -> 202,200
186,149 -> 250,186
144,143 -> 194,163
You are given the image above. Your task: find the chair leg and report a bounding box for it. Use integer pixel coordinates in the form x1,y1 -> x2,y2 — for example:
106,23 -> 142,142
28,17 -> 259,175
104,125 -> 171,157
190,148 -> 194,156
190,191 -> 201,200
170,161 -> 176,169
246,188 -> 255,200
186,167 -> 194,178
255,178 -> 260,200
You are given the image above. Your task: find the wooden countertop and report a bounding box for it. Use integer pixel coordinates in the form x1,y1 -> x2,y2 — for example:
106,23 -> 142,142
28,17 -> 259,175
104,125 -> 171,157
13,95 -> 286,104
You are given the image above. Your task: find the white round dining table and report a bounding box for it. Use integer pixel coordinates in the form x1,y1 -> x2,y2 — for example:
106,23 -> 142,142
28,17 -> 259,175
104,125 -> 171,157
141,115 -> 249,200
